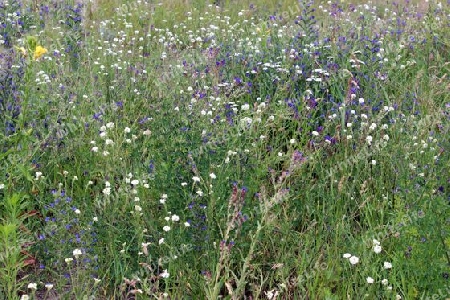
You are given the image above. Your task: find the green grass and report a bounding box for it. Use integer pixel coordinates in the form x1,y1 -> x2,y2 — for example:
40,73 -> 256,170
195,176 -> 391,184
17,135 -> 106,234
0,0 -> 449,299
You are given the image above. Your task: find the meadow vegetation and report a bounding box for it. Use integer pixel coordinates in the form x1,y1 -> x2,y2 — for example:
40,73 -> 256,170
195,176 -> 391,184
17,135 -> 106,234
0,0 -> 449,299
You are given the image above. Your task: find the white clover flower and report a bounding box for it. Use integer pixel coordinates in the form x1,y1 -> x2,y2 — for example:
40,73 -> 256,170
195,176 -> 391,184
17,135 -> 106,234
181,182 -> 187,187
44,283 -> 53,290
192,176 -> 200,183
343,253 -> 352,259
91,146 -> 99,152
358,98 -> 365,104
100,125 -> 106,131
135,205 -> 142,212
164,217 -> 170,221
349,256 -> 360,265
171,215 -> 180,222
99,131 -> 107,138
65,258 -> 73,263
35,172 -> 43,180
312,131 -> 319,136
371,160 -> 377,166
184,222 -> 191,227
290,139 -> 296,144
105,139 -> 114,145
374,245 -> 382,254
383,261 -> 392,269
28,283 -> 37,290
93,217 -> 98,222
73,249 -> 82,257
106,122 -> 114,128
395,295 -> 402,300
160,269 -> 170,278
366,277 -> 374,284
159,238 -> 164,245
130,179 -> 139,185
0,183 -> 4,189
20,295 -> 29,300
143,129 -> 151,136
209,173 -> 216,179
381,279 -> 388,285
74,209 -> 81,214
102,187 -> 111,196
102,150 -> 110,156
124,127 -> 131,133
366,135 -> 373,145
163,226 -> 171,232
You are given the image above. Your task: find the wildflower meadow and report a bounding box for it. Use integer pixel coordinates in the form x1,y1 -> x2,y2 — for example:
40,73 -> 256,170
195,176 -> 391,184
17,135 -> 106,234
0,0 -> 449,299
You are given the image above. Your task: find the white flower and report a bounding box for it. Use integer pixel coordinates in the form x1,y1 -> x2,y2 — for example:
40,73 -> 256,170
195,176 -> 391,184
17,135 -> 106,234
358,98 -> 365,104
383,261 -> 392,269
143,129 -> 152,136
209,173 -> 216,179
192,176 -> 200,183
102,150 -> 110,156
312,131 -> 319,136
395,295 -> 402,300
366,277 -> 374,284
159,238 -> 164,245
373,245 -> 382,254
65,257 -> 73,263
102,187 -> 111,195
171,215 -> 180,222
45,283 -> 53,290
130,179 -> 139,185
106,122 -> 114,128
372,239 -> 380,246
28,283 -> 37,290
74,209 -> 81,214
163,226 -> 171,232
73,248 -> 82,257
124,127 -> 131,133
35,172 -> 43,180
371,160 -> 377,165
184,222 -> 191,227
160,269 -> 170,278
93,217 -> 98,222
343,253 -> 352,259
366,135 -> 373,145
265,289 -> 279,299
20,295 -> 29,300
381,279 -> 389,285
0,183 -> 4,189
290,138 -> 296,144
105,139 -> 114,145
135,205 -> 142,212
241,103 -> 250,110
349,256 -> 360,265
181,182 -> 188,186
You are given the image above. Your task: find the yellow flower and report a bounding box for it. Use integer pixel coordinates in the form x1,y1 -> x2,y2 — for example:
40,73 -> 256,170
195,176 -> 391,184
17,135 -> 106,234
14,46 -> 27,57
33,45 -> 48,60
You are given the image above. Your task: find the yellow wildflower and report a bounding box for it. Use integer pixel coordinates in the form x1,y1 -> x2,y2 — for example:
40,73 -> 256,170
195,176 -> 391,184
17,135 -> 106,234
33,45 -> 48,61
14,46 -> 27,57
